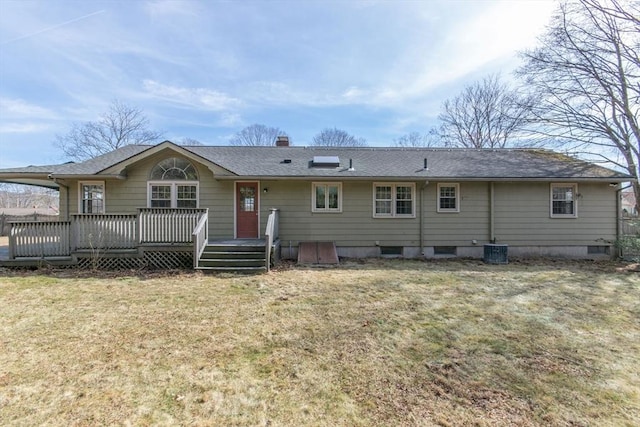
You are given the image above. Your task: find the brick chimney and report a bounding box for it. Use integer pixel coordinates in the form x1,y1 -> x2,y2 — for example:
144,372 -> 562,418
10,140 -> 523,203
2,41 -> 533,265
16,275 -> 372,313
276,135 -> 289,147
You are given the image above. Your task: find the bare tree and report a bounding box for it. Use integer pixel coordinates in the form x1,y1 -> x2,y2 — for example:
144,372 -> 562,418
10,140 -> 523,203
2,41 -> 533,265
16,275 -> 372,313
229,124 -> 287,146
0,183 -> 58,210
178,137 -> 203,146
437,74 -> 535,148
394,130 -> 442,147
55,100 -> 163,161
311,127 -> 367,147
518,0 -> 640,206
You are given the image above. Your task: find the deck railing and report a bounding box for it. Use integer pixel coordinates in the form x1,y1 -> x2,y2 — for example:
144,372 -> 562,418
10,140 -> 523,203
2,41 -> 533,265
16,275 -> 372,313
264,208 -> 279,271
71,214 -> 137,250
9,221 -> 71,258
192,212 -> 209,268
8,208 -> 210,259
138,208 -> 208,244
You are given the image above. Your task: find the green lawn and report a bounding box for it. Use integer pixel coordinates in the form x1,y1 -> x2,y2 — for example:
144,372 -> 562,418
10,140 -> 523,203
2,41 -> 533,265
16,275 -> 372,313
1,259 -> 638,426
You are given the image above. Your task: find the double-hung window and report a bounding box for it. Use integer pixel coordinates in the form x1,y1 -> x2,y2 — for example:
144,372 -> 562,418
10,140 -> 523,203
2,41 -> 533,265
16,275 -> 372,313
148,157 -> 199,208
312,182 -> 342,212
149,183 -> 198,208
373,183 -> 415,218
551,183 -> 577,218
437,183 -> 460,213
79,181 -> 105,214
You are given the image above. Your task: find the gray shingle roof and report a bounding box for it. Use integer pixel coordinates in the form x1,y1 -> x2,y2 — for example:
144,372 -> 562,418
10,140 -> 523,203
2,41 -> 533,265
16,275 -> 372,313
0,143 -> 632,181
187,145 -> 630,180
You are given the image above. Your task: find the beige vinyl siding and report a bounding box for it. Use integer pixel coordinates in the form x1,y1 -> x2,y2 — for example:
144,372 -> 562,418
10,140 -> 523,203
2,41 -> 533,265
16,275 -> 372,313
64,149 -> 618,249
493,182 -> 616,245
67,152 -> 236,239
422,182 -> 490,246
260,180 -> 421,247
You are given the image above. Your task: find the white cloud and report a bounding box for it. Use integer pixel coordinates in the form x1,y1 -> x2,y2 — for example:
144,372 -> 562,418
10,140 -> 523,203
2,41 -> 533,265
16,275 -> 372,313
142,80 -> 242,111
0,98 -> 58,120
0,123 -> 51,133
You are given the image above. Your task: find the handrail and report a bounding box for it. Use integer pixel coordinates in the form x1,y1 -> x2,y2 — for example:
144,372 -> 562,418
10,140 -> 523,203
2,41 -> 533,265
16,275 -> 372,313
192,210 -> 209,268
138,208 -> 208,243
71,214 -> 137,250
264,208 -> 279,271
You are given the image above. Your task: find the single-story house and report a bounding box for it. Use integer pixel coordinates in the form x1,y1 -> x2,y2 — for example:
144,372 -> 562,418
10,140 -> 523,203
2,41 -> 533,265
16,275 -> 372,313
0,138 -> 632,270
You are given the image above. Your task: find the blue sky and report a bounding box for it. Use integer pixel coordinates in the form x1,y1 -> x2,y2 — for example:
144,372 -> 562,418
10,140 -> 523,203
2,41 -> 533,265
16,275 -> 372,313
0,0 -> 555,168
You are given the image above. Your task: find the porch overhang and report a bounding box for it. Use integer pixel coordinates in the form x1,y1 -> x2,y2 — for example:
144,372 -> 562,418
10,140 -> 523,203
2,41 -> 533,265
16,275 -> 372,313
0,173 -> 127,190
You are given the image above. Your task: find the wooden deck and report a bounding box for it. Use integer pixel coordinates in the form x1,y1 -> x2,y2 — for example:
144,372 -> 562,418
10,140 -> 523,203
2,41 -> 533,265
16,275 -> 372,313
0,238 -> 271,269
0,208 -> 280,272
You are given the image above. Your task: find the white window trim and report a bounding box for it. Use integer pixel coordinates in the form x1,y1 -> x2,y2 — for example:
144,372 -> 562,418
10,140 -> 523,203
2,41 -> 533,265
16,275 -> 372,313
78,181 -> 105,214
312,182 -> 343,213
550,183 -> 578,218
147,181 -> 199,208
372,182 -> 416,218
437,183 -> 460,213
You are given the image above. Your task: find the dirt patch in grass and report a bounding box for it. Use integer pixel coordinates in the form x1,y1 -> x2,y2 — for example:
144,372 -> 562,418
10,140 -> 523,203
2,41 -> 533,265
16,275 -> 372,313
1,259 -> 638,426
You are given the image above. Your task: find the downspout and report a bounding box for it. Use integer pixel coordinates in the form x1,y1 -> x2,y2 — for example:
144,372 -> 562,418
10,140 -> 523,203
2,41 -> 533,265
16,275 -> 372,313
616,183 -> 632,257
419,181 -> 428,256
490,182 -> 495,243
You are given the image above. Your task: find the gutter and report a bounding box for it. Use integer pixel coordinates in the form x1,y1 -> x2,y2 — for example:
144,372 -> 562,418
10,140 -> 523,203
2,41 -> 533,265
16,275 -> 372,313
47,174 -> 126,180
213,175 -> 631,183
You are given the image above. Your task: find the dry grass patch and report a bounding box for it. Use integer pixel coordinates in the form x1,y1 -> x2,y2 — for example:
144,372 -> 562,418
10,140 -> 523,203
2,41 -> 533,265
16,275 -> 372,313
0,259 -> 639,426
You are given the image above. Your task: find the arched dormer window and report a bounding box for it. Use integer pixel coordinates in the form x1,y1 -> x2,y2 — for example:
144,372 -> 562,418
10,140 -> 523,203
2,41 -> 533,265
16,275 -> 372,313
148,157 -> 199,208
150,157 -> 198,180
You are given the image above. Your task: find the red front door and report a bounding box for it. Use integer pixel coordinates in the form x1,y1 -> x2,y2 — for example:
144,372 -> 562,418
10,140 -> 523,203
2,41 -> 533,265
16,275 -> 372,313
236,182 -> 259,238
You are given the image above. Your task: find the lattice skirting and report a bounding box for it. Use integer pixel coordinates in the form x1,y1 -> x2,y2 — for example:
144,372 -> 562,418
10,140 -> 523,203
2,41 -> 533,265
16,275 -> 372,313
144,251 -> 192,269
76,251 -> 193,270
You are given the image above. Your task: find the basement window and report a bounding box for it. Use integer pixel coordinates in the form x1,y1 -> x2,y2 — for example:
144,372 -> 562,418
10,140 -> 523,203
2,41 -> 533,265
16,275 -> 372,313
380,246 -> 403,256
434,246 -> 457,256
587,245 -> 610,255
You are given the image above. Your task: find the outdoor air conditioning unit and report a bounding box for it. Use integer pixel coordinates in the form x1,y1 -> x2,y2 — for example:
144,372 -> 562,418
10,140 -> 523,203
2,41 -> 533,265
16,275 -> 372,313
484,243 -> 508,264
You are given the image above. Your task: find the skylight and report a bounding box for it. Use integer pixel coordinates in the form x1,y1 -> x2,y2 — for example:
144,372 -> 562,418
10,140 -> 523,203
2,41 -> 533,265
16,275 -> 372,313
312,156 -> 340,167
